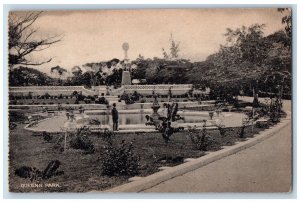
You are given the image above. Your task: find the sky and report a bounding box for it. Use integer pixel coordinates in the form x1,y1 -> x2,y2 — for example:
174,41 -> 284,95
11,8 -> 288,74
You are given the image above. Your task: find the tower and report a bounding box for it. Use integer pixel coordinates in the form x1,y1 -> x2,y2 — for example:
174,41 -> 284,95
121,42 -> 132,85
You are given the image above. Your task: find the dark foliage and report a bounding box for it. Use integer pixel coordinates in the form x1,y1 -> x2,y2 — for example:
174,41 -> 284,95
69,127 -> 95,154
146,103 -> 184,143
14,160 -> 64,181
188,122 -> 213,151
101,138 -> 140,177
9,111 -> 27,123
42,131 -> 53,142
9,67 -> 54,86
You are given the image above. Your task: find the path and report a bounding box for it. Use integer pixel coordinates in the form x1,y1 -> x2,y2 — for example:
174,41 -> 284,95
143,99 -> 292,192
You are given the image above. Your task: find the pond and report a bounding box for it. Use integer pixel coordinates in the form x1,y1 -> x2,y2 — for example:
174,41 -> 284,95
87,113 -> 211,125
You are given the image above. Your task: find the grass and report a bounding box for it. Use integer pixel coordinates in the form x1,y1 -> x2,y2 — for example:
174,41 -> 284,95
9,118 -> 270,192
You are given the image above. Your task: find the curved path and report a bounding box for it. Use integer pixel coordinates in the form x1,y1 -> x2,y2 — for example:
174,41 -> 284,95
143,99 -> 292,192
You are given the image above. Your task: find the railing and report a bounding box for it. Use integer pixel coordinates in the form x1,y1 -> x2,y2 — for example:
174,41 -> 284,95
9,84 -> 194,96
123,84 -> 192,90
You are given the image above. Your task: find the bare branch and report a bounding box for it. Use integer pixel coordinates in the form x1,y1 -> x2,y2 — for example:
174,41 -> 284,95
18,58 -> 52,66
8,11 -> 61,67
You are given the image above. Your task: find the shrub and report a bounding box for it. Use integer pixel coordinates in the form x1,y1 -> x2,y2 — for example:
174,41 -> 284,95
146,103 -> 184,144
14,160 -> 64,182
9,122 -> 17,130
239,125 -> 246,138
98,129 -> 114,143
44,93 -> 50,99
101,139 -> 140,177
42,160 -> 64,179
42,131 -> 53,142
9,111 -> 27,123
69,127 -> 95,154
187,122 -> 212,151
217,126 -> 227,137
96,97 -> 109,105
10,100 -> 17,105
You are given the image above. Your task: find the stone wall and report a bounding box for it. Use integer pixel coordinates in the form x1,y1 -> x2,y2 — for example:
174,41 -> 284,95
9,86 -> 96,96
122,84 -> 193,95
9,84 -> 194,97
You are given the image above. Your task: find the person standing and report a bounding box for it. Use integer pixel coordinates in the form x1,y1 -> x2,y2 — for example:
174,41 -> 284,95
111,103 -> 119,131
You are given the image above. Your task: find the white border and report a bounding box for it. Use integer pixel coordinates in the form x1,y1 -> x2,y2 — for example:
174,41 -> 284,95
1,1 -> 299,202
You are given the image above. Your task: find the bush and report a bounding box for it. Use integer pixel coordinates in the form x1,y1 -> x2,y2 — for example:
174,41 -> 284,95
239,125 -> 246,138
42,131 -> 53,142
69,127 -> 95,154
101,139 -> 140,177
10,100 -> 17,105
187,122 -> 212,151
9,111 -> 27,123
14,160 -> 64,182
217,126 -> 227,137
97,129 -> 114,143
44,93 -> 50,99
96,97 -> 109,105
9,122 -> 17,130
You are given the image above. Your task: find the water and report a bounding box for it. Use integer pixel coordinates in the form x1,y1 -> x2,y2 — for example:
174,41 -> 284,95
87,113 -> 209,125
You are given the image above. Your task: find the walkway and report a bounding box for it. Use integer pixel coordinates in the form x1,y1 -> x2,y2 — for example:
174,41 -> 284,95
143,99 -> 292,192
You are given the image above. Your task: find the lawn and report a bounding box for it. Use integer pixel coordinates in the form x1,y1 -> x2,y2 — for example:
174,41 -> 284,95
8,118 -> 270,192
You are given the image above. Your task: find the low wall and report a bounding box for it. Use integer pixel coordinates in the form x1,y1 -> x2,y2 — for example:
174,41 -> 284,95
9,86 -> 96,96
123,102 -> 203,110
123,84 -> 192,95
9,84 -> 194,97
9,104 -> 108,111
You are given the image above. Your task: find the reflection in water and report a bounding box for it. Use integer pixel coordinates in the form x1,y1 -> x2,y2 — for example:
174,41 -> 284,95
88,113 -> 209,125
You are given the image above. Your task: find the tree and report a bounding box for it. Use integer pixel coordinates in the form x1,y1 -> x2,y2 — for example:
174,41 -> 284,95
8,12 -> 61,68
71,66 -> 82,77
9,66 -> 53,86
278,8 -> 292,41
162,33 -> 180,60
193,23 -> 291,98
105,69 -> 122,86
223,24 -> 266,65
51,66 -> 67,85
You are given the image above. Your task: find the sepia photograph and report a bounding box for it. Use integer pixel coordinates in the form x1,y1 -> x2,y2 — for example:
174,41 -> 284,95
7,8 -> 292,193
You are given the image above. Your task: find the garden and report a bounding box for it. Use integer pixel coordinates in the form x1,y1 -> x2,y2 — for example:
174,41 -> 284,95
9,97 -> 284,192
